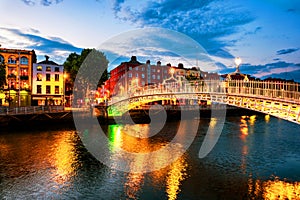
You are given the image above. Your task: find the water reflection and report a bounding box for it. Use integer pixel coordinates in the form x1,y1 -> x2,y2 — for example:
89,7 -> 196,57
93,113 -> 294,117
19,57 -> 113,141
166,157 -> 188,200
0,130 -> 80,198
0,116 -> 299,199
51,132 -> 79,184
240,116 -> 249,137
124,173 -> 144,200
248,177 -> 300,199
265,114 -> 270,123
107,123 -> 189,200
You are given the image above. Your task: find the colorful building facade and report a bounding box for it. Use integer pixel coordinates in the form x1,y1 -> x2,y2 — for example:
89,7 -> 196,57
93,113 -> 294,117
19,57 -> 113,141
105,56 -> 203,98
32,56 -> 64,106
0,48 -> 36,106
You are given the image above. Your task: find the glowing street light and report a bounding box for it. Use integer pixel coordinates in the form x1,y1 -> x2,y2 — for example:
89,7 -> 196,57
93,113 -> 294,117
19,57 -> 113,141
235,57 -> 242,73
169,68 -> 175,77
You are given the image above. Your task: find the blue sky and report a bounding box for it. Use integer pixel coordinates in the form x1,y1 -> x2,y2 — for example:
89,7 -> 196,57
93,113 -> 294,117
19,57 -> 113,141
0,0 -> 300,81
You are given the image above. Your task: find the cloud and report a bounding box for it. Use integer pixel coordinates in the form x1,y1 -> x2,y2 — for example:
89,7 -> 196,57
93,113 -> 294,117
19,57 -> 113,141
276,48 -> 299,55
21,0 -> 63,6
21,0 -> 35,6
219,61 -> 300,82
244,26 -> 262,36
112,0 -> 254,59
98,27 -> 219,72
287,8 -> 296,12
0,27 -> 81,63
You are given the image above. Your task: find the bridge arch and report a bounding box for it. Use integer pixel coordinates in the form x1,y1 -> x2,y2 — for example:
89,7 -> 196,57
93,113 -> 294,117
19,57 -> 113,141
107,80 -> 300,124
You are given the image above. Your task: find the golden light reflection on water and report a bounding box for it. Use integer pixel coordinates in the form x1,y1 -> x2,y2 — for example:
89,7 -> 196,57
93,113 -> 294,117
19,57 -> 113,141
166,157 -> 188,200
248,177 -> 300,199
124,172 -> 145,200
265,114 -> 270,123
240,116 -> 249,137
52,132 -> 79,184
0,141 -> 10,157
108,124 -> 189,200
249,115 -> 256,126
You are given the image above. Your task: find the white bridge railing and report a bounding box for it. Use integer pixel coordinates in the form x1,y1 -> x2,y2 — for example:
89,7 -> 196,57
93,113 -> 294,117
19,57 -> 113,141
110,80 -> 300,105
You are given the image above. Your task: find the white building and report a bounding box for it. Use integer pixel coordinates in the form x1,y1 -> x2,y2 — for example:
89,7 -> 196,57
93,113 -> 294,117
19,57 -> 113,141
32,56 -> 64,106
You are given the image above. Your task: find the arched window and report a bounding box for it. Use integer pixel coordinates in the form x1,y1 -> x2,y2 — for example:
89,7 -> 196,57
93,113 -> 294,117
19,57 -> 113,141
20,56 -> 28,65
0,55 -> 4,64
8,56 -> 16,64
37,65 -> 43,71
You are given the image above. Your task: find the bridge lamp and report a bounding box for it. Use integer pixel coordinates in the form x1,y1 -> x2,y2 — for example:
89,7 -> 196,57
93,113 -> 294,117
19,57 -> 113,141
234,57 -> 242,73
169,68 -> 175,77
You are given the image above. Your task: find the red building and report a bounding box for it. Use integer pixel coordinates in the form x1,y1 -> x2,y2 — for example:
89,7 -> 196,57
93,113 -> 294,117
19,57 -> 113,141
105,56 -> 204,97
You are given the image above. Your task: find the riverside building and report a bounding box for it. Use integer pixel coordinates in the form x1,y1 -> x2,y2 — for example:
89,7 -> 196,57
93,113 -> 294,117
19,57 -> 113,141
106,56 -> 203,97
0,47 -> 36,106
32,56 -> 64,106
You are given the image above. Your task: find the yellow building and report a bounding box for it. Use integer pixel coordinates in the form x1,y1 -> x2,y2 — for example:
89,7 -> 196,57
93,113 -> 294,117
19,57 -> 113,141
32,56 -> 64,106
0,48 -> 36,106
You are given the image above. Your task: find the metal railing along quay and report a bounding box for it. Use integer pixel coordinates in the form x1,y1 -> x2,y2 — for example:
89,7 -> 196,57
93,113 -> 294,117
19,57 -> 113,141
0,106 -> 65,115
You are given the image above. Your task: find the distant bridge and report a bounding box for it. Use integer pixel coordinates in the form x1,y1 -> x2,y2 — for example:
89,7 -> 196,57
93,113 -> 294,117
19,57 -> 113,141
107,80 -> 300,124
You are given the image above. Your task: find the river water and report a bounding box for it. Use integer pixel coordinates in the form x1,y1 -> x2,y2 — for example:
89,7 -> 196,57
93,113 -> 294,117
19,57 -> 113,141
0,114 -> 299,199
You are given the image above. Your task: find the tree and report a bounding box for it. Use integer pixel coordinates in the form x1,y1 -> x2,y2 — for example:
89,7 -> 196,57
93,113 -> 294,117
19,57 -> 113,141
0,63 -> 6,89
63,49 -> 109,87
63,49 -> 109,104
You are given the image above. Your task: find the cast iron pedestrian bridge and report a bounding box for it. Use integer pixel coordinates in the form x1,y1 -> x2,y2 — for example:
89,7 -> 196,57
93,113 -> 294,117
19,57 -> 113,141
107,80 -> 300,125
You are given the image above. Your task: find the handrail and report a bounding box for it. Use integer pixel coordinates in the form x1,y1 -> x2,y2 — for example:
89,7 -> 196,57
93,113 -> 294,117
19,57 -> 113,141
109,80 -> 300,106
0,106 -> 65,116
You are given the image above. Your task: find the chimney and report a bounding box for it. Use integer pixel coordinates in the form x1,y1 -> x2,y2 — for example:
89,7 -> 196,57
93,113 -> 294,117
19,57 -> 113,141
45,55 -> 49,61
157,61 -> 161,66
178,63 -> 184,69
146,60 -> 150,65
131,56 -> 137,62
166,63 -> 171,67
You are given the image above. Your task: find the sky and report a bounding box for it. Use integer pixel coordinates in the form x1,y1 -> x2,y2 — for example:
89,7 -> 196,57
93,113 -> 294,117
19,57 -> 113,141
0,0 -> 300,81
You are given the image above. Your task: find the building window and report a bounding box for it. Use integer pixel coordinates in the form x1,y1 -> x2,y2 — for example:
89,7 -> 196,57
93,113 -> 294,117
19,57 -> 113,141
142,81 -> 145,86
152,74 -> 156,79
55,86 -> 59,94
21,69 -> 28,76
46,66 -> 51,71
20,57 -> 28,65
142,67 -> 145,71
136,73 -> 138,78
128,73 -> 132,78
141,74 -> 145,78
157,75 -> 160,80
46,85 -> 51,94
8,57 -> 16,64
135,66 -> 138,71
46,74 -> 50,81
152,68 -> 156,72
0,55 -> 4,64
54,67 -> 59,72
37,66 -> 42,71
37,85 -> 42,94
55,74 -> 59,81
157,69 -> 160,73
129,66 -> 132,70
37,73 -> 42,81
